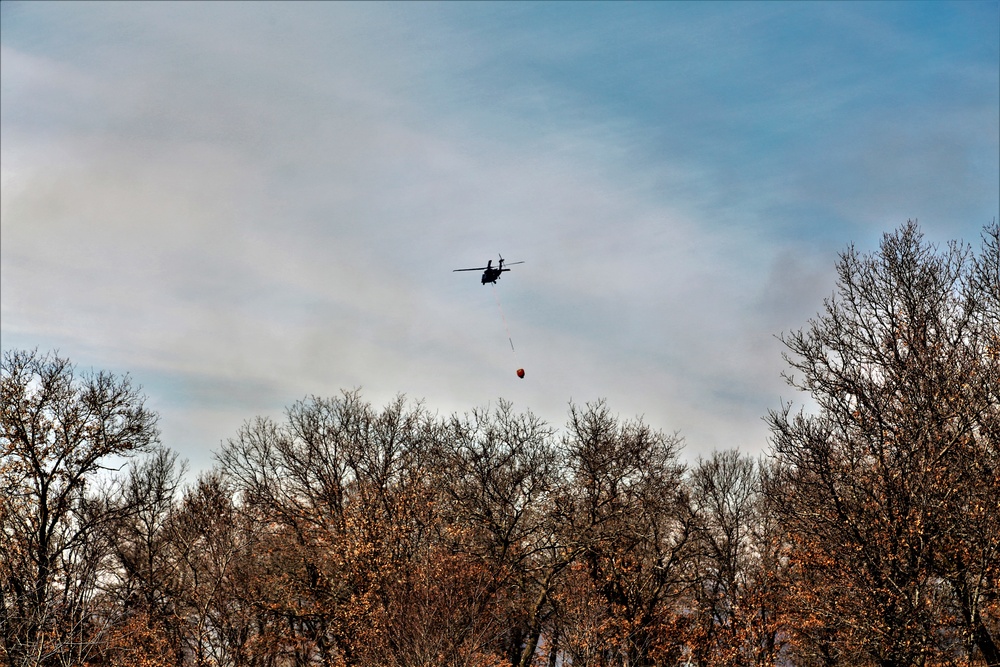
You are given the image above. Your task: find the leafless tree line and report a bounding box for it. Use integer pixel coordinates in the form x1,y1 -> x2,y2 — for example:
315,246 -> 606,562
3,221 -> 998,666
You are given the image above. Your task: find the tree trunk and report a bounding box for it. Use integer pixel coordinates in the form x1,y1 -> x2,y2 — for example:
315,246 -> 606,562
975,620 -> 1000,667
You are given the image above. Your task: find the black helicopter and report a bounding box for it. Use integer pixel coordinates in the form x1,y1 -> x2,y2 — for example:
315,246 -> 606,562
453,255 -> 525,285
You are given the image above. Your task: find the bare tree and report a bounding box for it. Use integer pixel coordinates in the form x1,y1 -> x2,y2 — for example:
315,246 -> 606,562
557,400 -> 691,667
1,349 -> 159,667
934,221 -> 1000,666
686,451 -> 786,666
432,400 -> 561,667
767,221 -> 999,666
217,391 -> 448,667
98,447 -> 187,666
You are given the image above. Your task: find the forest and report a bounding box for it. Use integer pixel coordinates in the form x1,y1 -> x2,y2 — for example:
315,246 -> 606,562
2,221 -> 998,667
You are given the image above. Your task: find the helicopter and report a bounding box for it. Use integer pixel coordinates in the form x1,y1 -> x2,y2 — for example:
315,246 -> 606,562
453,255 -> 525,285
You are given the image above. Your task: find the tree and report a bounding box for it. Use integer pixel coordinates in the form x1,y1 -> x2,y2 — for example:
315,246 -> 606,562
168,471 -> 267,667
686,450 -> 785,666
98,447 -> 187,667
556,400 -> 691,667
432,400 -> 561,667
767,221 -> 1000,666
217,391 -> 449,666
935,221 -> 1000,665
1,349 -> 159,667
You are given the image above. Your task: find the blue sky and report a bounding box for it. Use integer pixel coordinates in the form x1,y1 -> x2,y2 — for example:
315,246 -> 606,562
2,1 -> 998,472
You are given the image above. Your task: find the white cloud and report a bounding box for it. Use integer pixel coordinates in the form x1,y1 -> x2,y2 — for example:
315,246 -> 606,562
3,2 -> 996,468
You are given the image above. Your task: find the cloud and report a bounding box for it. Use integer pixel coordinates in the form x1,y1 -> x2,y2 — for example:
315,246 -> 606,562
3,2 -> 996,469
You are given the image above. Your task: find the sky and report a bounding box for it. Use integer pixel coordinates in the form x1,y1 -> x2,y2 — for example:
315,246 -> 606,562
2,1 -> 998,473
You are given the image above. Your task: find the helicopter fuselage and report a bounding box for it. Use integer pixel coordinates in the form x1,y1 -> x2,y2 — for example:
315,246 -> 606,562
481,267 -> 508,284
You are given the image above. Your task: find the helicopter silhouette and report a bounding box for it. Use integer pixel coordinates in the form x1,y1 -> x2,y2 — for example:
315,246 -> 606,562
453,255 -> 525,285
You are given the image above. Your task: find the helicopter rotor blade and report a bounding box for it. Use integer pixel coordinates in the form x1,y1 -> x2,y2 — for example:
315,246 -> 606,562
453,266 -> 489,272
